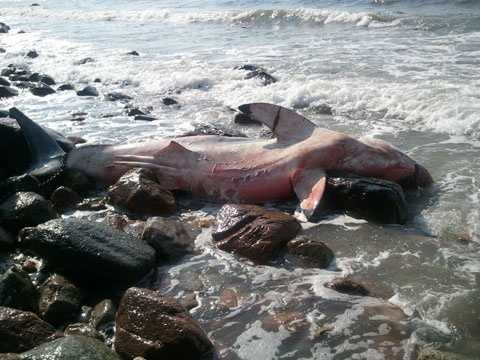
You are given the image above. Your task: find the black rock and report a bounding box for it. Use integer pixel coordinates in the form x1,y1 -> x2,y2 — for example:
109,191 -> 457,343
245,70 -> 277,86
93,78 -> 101,83
0,86 -> 18,98
0,48 -> 6,53
126,107 -> 146,116
0,23 -> 10,34
1,68 -> 14,77
0,267 -> 39,312
28,74 -> 55,85
0,192 -> 57,233
19,218 -> 156,289
0,306 -> 56,353
134,115 -> 157,121
38,274 -> 83,327
21,335 -> 121,360
57,84 -> 75,91
105,92 -> 132,102
162,97 -> 178,106
76,85 -> 98,97
26,50 -> 39,59
0,77 -> 10,86
18,30 -> 26,34
0,227 -> 14,250
30,84 -> 56,97
74,57 -> 94,65
50,186 -> 82,213
9,74 -> 30,82
0,110 -> 8,118
13,81 -> 35,89
325,277 -> 370,296
31,3 -> 40,6
126,50 -> 140,56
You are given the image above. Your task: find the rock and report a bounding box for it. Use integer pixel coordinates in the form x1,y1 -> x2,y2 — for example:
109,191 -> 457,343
93,78 -> 101,83
31,3 -> 40,6
38,274 -> 83,327
0,23 -> 10,34
89,299 -> 115,330
0,48 -> 6,53
30,84 -> 55,97
325,277 -> 370,296
115,287 -> 215,360
76,85 -> 98,97
19,218 -> 156,289
0,77 -> 10,86
105,92 -> 132,102
162,97 -> 178,106
1,68 -> 15,77
21,335 -> 121,360
13,81 -> 34,89
57,84 -> 75,91
0,192 -> 57,233
0,227 -> 14,250
212,204 -> 301,263
286,236 -> 334,268
134,115 -> 157,121
141,217 -> 197,260
32,74 -> 55,85
0,110 -> 9,118
416,348 -> 471,360
108,168 -> 176,216
76,197 -> 106,211
60,168 -> 96,195
234,112 -> 261,125
50,186 -> 82,213
0,86 -> 18,98
64,323 -> 103,341
126,51 -> 140,56
9,74 -> 30,82
0,306 -> 56,353
324,175 -> 408,224
0,267 -> 39,312
126,107 -> 146,116
18,31 -> 26,34
235,64 -> 277,85
74,57 -> 94,65
0,354 -> 21,360
311,103 -> 333,115
26,50 -> 39,59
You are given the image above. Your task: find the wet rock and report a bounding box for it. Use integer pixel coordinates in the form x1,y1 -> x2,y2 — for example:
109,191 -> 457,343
0,86 -> 18,98
235,64 -> 277,86
50,186 -> 82,213
126,51 -> 140,56
70,111 -> 87,122
0,306 -> 56,353
89,299 -> 115,330
28,73 -> 55,85
212,204 -> 301,263
234,112 -> 261,125
115,287 -> 215,360
0,267 -> 39,312
0,48 -> 6,53
93,78 -> 101,83
9,74 -> 30,82
74,57 -> 95,65
0,110 -> 9,118
105,213 -> 145,237
0,192 -> 57,233
162,97 -> 178,106
19,218 -> 156,289
134,115 -> 157,121
0,227 -> 14,250
38,274 -> 83,327
416,348 -> 471,360
1,68 -> 15,77
30,84 -> 56,97
57,84 -> 75,91
126,107 -> 147,116
105,92 -> 132,102
141,217 -> 198,260
31,3 -> 40,6
108,168 -> 176,216
324,176 -> 408,224
76,85 -> 98,97
60,168 -> 96,195
26,50 -> 39,59
286,236 -> 334,268
76,197 -> 107,211
64,323 -> 103,341
311,103 -> 333,115
325,277 -> 370,296
0,23 -> 10,34
180,293 -> 199,311
13,81 -> 35,89
0,77 -> 10,86
21,335 -> 121,360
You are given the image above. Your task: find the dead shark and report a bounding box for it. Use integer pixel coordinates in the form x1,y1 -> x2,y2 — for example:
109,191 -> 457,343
13,103 -> 433,219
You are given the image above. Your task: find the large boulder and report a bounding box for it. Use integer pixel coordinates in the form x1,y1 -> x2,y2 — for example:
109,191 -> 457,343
0,267 -> 39,312
0,306 -> 56,353
19,218 -> 156,289
115,287 -> 215,360
212,204 -> 301,263
108,168 -> 176,216
324,176 -> 408,224
21,335 -> 121,360
38,274 -> 83,327
0,192 -> 57,233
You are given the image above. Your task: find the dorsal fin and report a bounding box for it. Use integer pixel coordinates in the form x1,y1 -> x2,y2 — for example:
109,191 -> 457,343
238,103 -> 316,143
154,141 -> 203,163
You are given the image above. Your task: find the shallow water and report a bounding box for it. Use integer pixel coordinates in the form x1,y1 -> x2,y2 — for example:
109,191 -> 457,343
1,0 -> 480,358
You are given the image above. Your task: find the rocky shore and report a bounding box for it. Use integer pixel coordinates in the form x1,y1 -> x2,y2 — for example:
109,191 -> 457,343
0,19 -> 465,360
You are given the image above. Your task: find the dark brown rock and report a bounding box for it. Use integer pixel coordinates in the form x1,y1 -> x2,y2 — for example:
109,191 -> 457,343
141,217 -> 198,260
115,287 -> 214,360
0,306 -> 56,353
0,192 -> 57,233
50,186 -> 82,213
325,277 -> 370,296
39,274 -> 83,327
0,267 -> 39,312
64,323 -> 103,341
108,168 -> 176,216
89,299 -> 115,330
212,204 -> 301,263
286,236 -> 334,268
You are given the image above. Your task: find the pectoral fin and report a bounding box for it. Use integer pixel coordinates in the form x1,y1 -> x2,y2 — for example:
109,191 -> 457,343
292,168 -> 327,221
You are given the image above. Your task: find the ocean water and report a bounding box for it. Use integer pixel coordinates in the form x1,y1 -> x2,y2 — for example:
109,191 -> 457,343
1,0 -> 480,359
